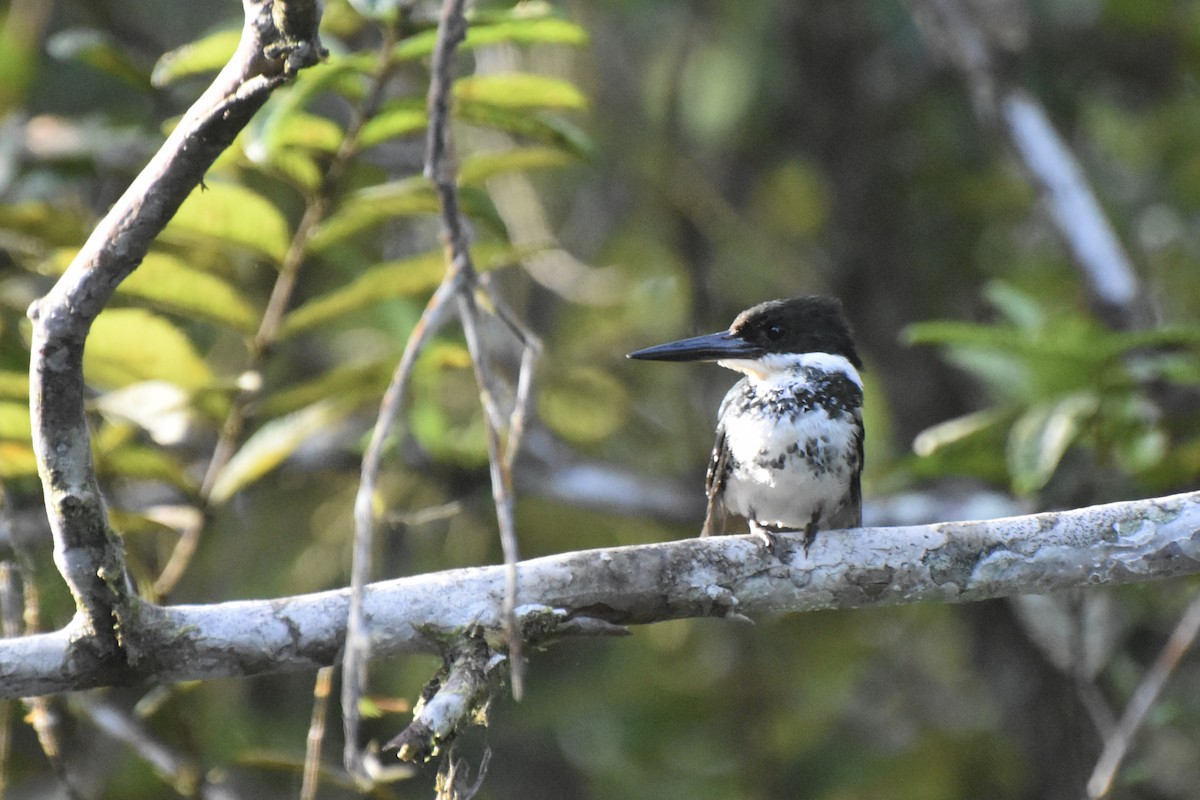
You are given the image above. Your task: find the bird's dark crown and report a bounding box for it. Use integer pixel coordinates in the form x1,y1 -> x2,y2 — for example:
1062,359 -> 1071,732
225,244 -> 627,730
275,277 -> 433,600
627,294 -> 862,368
730,296 -> 863,369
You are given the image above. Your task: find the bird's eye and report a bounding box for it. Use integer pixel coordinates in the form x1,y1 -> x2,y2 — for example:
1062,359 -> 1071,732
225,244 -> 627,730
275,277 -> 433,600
765,325 -> 783,341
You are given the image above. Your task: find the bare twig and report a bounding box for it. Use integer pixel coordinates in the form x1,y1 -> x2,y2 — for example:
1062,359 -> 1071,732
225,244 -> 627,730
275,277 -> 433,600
301,666 -> 335,800
456,298 -> 525,698
422,0 -> 540,703
386,636 -> 494,763
73,696 -> 202,798
344,276 -> 463,781
5,489 -> 1200,698
1086,592 -> 1200,798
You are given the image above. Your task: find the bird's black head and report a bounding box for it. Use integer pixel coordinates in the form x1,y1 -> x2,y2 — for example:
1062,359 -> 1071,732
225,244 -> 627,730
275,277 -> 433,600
628,295 -> 862,369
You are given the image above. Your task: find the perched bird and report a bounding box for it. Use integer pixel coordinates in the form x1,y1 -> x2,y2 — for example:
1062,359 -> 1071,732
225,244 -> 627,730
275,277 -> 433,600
629,296 -> 864,549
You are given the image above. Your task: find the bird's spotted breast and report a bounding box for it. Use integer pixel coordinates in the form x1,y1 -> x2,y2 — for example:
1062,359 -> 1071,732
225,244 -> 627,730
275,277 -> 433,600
726,366 -> 862,422
715,363 -> 863,531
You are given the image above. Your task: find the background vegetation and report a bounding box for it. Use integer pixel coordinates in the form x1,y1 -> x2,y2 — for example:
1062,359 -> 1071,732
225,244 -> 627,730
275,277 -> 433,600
2,0 -> 1200,797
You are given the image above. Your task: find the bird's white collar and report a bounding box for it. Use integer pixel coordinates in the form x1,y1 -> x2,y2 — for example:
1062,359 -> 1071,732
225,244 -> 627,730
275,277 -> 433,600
718,352 -> 862,387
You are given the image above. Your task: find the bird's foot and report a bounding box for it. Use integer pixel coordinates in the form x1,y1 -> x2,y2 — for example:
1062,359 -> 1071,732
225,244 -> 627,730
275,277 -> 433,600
750,520 -> 819,559
751,526 -> 782,553
802,519 -> 819,555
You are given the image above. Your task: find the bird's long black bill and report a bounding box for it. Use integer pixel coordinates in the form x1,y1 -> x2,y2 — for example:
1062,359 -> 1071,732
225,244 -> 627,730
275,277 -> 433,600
627,331 -> 762,362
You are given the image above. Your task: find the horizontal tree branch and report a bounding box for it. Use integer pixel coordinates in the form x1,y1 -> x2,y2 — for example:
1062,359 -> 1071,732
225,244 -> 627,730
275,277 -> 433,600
2,490 -> 1197,698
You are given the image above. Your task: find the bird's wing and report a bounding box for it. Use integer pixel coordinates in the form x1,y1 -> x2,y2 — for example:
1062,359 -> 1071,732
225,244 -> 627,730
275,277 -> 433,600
847,413 -> 864,527
703,421 -> 730,537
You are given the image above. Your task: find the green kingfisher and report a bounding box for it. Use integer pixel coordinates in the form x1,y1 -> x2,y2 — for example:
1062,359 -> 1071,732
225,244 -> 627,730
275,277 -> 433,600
629,296 -> 864,549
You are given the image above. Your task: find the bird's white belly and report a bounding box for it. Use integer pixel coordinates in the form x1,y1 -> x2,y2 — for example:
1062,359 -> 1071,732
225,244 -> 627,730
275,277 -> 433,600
720,405 -> 858,529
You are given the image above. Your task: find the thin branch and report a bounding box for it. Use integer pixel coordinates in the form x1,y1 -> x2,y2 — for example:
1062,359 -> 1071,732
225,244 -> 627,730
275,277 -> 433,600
4,489 -> 1199,699
1086,591 -> 1200,798
385,636 -> 494,763
72,695 -> 215,799
457,295 -> 525,698
301,666 -> 335,800
344,276 -> 463,781
421,0 -> 536,703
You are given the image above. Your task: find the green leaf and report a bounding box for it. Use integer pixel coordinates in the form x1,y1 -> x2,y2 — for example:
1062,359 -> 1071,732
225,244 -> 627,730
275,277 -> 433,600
540,367 -> 629,444
257,111 -> 345,153
259,148 -> 324,193
307,176 -> 437,252
244,60 -> 363,158
162,181 -> 291,263
463,14 -> 589,47
0,201 -> 89,251
258,359 -> 397,417
911,408 -> 1009,457
97,444 -> 194,490
279,243 -> 524,339
1006,392 -> 1099,495
208,401 -> 348,505
126,252 -> 259,332
308,181 -> 505,252
459,146 -> 576,186
0,401 -> 32,441
46,250 -> 259,333
0,371 -> 28,400
0,442 -> 37,478
152,28 -> 241,87
983,282 -> 1046,332
84,309 -> 213,390
358,100 -> 427,148
453,73 -> 588,111
47,28 -> 150,88
457,104 -> 594,159
904,320 -> 1031,351
388,9 -> 588,64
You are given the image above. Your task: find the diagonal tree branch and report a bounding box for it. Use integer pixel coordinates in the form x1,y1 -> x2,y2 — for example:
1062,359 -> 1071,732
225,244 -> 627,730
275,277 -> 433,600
3,490 -> 1198,699
903,0 -> 1144,328
25,0 -> 322,671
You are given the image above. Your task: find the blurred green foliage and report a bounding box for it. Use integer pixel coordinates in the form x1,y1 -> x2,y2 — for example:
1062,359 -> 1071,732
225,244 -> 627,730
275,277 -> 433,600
2,0 -> 1200,799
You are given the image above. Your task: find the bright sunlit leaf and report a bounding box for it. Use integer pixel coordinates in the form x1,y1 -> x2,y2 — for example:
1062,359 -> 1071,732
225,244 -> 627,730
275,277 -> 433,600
0,401 -> 32,441
84,308 -> 212,390
388,10 -> 588,63
151,28 -> 240,87
1006,392 -> 1099,495
45,249 -> 259,333
456,104 -> 594,159
0,442 -> 37,478
279,243 -> 526,339
459,146 -> 576,186
0,371 -> 27,400
309,181 -> 506,252
358,101 -> 427,148
208,401 -> 348,505
163,181 -> 291,263
453,74 -> 588,111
